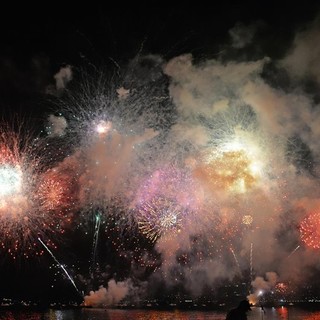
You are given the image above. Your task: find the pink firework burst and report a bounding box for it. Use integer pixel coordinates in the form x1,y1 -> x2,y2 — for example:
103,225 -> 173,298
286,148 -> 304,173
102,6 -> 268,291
137,196 -> 184,242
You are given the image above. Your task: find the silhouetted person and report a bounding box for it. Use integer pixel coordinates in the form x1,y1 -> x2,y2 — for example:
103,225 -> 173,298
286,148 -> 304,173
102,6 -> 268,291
226,299 -> 252,320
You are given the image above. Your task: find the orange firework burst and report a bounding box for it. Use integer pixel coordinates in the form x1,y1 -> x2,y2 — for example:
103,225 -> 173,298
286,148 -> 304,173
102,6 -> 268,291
36,167 -> 78,213
193,127 -> 266,195
299,212 -> 320,249
37,175 -> 65,211
194,150 -> 257,194
275,282 -> 288,294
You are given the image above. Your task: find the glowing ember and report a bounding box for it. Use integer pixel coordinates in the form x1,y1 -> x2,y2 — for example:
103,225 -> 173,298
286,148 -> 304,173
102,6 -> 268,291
299,212 -> 320,249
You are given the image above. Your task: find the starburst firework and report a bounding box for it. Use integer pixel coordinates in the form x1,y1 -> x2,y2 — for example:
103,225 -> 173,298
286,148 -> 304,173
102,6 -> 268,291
0,123 -> 66,259
137,197 -> 184,242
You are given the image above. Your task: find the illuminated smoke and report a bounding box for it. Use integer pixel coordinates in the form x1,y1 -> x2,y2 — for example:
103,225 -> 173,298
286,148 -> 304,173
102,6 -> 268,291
54,65 -> 73,91
248,272 -> 278,305
46,114 -> 68,137
6,12 -> 320,301
83,279 -> 132,307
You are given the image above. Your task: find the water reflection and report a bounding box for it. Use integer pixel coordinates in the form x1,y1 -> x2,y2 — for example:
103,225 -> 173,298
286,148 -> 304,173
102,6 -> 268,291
0,310 -> 43,320
301,311 -> 320,320
277,306 -> 289,319
105,309 -> 225,320
1,307 -> 320,320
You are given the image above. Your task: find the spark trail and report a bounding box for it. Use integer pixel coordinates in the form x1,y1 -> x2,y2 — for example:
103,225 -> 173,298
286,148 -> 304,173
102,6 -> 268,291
287,245 -> 300,258
230,246 -> 242,275
250,243 -> 253,283
90,211 -> 101,277
38,237 -> 81,296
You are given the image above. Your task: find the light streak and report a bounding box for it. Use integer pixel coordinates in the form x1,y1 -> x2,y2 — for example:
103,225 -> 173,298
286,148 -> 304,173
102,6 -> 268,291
287,245 -> 300,258
230,246 -> 242,275
90,211 -> 101,277
38,237 -> 81,296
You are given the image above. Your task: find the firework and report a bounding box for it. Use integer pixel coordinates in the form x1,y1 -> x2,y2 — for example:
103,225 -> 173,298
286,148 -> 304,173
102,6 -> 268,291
299,212 -> 320,249
275,282 -> 288,294
37,171 -> 69,211
137,196 -> 184,242
0,123 -> 65,259
38,52 -> 320,301
193,127 -> 266,195
36,165 -> 78,213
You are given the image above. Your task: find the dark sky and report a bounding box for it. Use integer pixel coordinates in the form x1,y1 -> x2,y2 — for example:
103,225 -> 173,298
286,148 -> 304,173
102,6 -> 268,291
1,1 -> 320,306
1,2 -> 319,113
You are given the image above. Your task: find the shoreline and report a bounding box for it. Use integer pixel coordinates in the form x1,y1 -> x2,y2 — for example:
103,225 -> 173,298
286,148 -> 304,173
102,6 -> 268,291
1,301 -> 320,312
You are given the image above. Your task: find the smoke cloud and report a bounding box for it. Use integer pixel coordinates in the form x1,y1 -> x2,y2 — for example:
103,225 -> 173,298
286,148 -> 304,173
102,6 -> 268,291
41,11 -> 320,304
84,279 -> 131,307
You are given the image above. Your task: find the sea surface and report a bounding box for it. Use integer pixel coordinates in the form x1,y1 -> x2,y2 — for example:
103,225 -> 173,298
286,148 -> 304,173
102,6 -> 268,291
0,306 -> 320,320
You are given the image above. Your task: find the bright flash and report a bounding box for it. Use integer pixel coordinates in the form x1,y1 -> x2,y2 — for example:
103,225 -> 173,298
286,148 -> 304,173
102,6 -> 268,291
0,165 -> 23,196
242,215 -> 253,225
218,132 -> 264,192
95,120 -> 112,135
222,135 -> 263,176
197,139 -> 263,194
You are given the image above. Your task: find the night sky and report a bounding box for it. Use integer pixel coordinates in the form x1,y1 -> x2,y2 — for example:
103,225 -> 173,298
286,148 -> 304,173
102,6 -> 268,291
2,2 -> 319,109
1,1 -> 320,307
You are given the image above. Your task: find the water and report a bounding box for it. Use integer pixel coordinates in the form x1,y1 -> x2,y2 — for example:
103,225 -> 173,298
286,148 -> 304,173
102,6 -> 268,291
0,307 -> 320,320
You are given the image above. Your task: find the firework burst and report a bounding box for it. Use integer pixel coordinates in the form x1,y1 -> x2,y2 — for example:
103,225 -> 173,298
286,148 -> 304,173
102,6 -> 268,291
0,123 -> 65,259
36,165 -> 79,214
193,126 -> 267,195
299,212 -> 320,249
137,196 -> 184,242
34,52 -> 320,301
